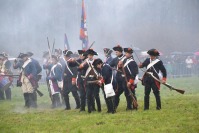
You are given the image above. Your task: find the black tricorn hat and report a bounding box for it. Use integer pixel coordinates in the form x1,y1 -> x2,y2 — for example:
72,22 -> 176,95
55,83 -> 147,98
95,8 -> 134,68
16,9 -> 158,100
18,53 -> 28,58
103,48 -> 113,55
78,49 -> 86,55
124,48 -> 133,54
63,50 -> 73,57
113,45 -> 123,52
92,58 -> 103,67
26,52 -> 34,57
85,49 -> 98,55
147,49 -> 160,56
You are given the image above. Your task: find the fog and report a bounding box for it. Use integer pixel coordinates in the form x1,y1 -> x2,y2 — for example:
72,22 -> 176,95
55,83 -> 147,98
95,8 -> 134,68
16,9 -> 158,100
0,0 -> 199,57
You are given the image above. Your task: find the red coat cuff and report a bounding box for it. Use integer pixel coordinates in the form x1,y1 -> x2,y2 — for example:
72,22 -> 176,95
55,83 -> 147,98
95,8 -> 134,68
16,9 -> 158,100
162,77 -> 167,82
129,79 -> 134,84
72,78 -> 76,82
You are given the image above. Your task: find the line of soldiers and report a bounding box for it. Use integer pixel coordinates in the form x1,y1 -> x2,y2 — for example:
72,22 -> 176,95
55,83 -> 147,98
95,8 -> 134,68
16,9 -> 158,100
2,45 -> 167,113
41,45 -> 167,113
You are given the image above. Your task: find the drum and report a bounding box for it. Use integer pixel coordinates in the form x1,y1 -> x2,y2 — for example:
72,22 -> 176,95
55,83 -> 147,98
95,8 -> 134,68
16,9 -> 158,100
0,76 -> 11,91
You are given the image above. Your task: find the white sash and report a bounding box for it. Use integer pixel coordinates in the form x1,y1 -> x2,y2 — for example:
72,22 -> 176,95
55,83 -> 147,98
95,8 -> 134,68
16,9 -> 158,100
64,59 -> 73,76
146,59 -> 160,70
21,59 -> 31,72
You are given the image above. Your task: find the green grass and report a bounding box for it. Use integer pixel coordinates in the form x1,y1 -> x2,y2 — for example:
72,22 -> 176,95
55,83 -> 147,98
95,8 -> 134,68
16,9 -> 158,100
0,77 -> 199,133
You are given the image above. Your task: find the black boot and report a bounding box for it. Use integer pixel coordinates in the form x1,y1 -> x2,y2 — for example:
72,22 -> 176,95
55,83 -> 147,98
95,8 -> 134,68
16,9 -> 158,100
32,91 -> 37,107
64,95 -> 71,110
144,95 -> 150,110
155,94 -> 161,110
74,96 -> 80,109
51,95 -> 56,108
126,96 -> 133,110
106,98 -> 112,113
95,96 -> 101,112
24,93 -> 29,108
29,93 -> 37,108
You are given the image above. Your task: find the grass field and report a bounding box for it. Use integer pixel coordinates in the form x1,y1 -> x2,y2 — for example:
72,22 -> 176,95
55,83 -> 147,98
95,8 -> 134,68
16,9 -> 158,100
0,77 -> 199,133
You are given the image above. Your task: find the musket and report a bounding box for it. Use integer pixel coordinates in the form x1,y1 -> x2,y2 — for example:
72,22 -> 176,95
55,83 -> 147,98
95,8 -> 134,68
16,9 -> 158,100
121,63 -> 138,109
146,72 -> 185,94
47,37 -> 52,60
52,39 -> 55,54
87,41 -> 95,50
0,74 -> 20,77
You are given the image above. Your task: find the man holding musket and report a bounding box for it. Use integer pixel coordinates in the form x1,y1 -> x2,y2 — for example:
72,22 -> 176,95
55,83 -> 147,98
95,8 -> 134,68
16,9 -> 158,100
79,49 -> 101,113
139,49 -> 167,110
18,53 -> 37,108
122,48 -> 139,110
63,50 -> 80,110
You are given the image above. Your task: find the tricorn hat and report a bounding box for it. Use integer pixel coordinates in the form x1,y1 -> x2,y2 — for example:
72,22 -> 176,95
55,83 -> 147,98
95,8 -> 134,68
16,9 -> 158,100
18,53 -> 28,58
63,50 -> 73,57
85,49 -> 98,55
124,48 -> 133,54
78,49 -> 86,55
113,45 -> 123,52
147,49 -> 160,56
92,58 -> 103,67
26,52 -> 34,57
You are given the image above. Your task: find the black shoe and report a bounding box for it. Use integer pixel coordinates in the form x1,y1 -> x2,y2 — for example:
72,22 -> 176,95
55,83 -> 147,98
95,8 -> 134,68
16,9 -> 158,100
156,107 -> 161,110
79,109 -> 85,112
88,110 -> 91,113
144,108 -> 149,111
98,109 -> 101,112
75,106 -> 80,109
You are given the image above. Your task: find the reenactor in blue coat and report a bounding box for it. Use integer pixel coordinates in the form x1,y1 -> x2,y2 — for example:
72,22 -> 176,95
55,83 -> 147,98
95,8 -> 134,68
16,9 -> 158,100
18,53 -> 37,108
109,45 -> 126,109
93,58 -> 116,113
79,49 -> 101,113
139,49 -> 167,110
26,52 -> 42,107
68,50 -> 87,112
46,55 -> 62,108
122,48 -> 139,110
63,50 -> 80,110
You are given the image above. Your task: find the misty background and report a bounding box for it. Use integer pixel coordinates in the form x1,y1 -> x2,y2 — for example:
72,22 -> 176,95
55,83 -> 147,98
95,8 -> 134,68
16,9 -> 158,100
0,0 -> 199,58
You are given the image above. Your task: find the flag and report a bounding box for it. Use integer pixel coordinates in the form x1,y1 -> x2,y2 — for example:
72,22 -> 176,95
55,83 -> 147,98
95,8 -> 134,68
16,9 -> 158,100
79,0 -> 89,50
64,33 -> 70,50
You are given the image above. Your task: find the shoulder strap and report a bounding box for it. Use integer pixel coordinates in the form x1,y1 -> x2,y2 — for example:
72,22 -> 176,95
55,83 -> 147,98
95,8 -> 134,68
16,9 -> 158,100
124,59 -> 134,67
64,59 -> 73,75
146,59 -> 160,70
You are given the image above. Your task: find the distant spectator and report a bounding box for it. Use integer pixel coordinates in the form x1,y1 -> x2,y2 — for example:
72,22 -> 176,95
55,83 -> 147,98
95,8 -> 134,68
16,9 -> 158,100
185,56 -> 193,76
